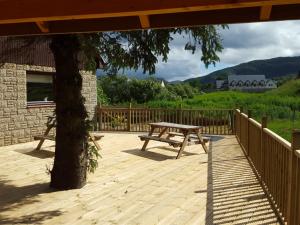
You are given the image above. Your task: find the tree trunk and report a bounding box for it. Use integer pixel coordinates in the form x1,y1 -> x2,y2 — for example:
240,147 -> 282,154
50,35 -> 88,189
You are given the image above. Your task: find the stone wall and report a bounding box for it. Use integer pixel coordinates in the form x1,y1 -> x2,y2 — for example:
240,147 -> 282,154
0,63 -> 97,147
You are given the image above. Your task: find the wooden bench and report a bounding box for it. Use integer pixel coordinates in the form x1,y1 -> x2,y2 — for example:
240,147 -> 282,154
88,133 -> 104,152
34,134 -> 104,142
34,133 -> 104,151
139,135 -> 182,148
88,134 -> 104,142
33,116 -> 104,154
34,135 -> 55,141
167,132 -> 211,143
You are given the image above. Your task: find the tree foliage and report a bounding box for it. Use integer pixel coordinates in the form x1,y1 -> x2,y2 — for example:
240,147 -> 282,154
79,26 -> 225,74
98,75 -> 199,104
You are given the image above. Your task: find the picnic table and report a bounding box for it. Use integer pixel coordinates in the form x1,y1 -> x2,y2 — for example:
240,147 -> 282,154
34,116 -> 104,155
139,122 -> 209,159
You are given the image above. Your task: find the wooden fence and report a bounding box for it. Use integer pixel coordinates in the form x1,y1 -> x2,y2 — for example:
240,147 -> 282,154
96,106 -> 235,135
235,109 -> 300,224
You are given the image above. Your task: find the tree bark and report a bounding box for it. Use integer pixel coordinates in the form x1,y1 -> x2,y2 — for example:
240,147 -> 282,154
50,35 -> 88,189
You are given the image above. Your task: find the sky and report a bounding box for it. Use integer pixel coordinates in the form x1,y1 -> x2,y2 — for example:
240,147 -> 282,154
115,20 -> 300,82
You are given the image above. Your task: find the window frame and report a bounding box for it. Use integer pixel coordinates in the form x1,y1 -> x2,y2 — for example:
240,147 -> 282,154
26,70 -> 56,108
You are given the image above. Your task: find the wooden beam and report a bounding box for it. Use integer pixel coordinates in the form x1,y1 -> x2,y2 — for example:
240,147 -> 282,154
260,5 -> 273,20
151,8 -> 261,28
139,15 -> 150,29
36,21 -> 49,33
2,5 -> 300,37
0,0 -> 299,25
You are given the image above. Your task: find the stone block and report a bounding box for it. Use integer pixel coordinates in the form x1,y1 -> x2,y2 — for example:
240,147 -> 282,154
4,63 -> 16,69
6,70 -> 15,77
0,139 -> 4,146
16,65 -> 27,70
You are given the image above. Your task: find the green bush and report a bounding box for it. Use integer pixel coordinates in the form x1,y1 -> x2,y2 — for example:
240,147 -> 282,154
97,75 -> 199,104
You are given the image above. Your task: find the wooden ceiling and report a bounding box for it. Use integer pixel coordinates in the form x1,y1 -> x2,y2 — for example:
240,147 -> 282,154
1,0 -> 300,36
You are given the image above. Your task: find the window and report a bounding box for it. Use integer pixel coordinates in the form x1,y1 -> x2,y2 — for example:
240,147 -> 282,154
237,81 -> 243,87
252,80 -> 258,87
259,80 -> 266,86
26,71 -> 55,106
245,80 -> 251,87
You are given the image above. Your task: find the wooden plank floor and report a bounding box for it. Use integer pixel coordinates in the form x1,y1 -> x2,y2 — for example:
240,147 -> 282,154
0,133 -> 280,225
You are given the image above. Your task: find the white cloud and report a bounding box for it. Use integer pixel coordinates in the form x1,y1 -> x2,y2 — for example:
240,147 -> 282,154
125,20 -> 300,81
219,20 -> 300,65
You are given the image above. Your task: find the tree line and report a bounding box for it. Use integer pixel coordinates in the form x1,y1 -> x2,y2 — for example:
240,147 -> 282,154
97,75 -> 199,104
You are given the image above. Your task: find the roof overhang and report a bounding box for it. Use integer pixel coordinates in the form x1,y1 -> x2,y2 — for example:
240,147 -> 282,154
1,0 -> 300,36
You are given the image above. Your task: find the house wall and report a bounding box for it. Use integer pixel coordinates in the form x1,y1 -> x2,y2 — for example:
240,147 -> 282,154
0,63 -> 97,147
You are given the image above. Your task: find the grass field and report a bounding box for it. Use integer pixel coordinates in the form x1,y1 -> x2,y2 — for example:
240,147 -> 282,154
268,119 -> 300,141
143,79 -> 300,141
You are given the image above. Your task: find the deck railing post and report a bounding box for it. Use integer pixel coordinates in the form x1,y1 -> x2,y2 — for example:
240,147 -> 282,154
98,103 -> 102,131
179,103 -> 183,124
287,130 -> 300,225
247,110 -> 252,156
127,103 -> 132,131
261,116 -> 267,180
231,110 -> 235,135
239,107 -> 243,142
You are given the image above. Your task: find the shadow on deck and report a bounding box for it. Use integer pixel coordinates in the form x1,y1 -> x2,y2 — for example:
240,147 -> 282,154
0,133 -> 280,224
205,136 -> 280,224
0,177 -> 62,224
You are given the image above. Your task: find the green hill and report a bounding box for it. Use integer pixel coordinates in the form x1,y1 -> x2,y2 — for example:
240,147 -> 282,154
267,79 -> 300,96
184,56 -> 300,85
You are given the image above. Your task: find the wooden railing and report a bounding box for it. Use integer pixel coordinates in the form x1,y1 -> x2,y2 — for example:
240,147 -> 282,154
235,109 -> 300,224
96,106 -> 235,135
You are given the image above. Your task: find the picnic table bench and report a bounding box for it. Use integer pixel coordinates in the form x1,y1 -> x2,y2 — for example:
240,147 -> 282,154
139,122 -> 209,159
33,116 -> 104,154
139,135 -> 182,148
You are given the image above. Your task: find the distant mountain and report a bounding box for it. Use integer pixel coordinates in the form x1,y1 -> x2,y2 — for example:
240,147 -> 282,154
169,80 -> 182,84
184,56 -> 300,85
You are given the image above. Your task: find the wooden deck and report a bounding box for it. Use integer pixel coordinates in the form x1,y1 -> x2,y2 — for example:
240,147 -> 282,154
0,133 -> 280,224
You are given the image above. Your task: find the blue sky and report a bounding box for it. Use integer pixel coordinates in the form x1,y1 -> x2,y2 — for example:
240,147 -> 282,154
102,20 -> 300,81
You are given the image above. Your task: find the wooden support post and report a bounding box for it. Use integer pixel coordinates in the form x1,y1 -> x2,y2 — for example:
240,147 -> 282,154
139,15 -> 150,29
231,110 -> 235,135
36,21 -> 49,33
236,109 -> 240,141
260,5 -> 272,21
261,116 -> 267,180
233,110 -> 237,136
127,102 -> 132,131
98,104 -> 102,131
176,130 -> 191,159
287,130 -> 300,225
247,110 -> 252,156
179,103 -> 183,124
239,107 -> 243,146
196,129 -> 208,154
141,126 -> 155,151
35,125 -> 53,151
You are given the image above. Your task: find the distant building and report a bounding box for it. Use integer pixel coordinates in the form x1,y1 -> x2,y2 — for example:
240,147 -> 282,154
216,80 -> 227,90
216,75 -> 277,92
